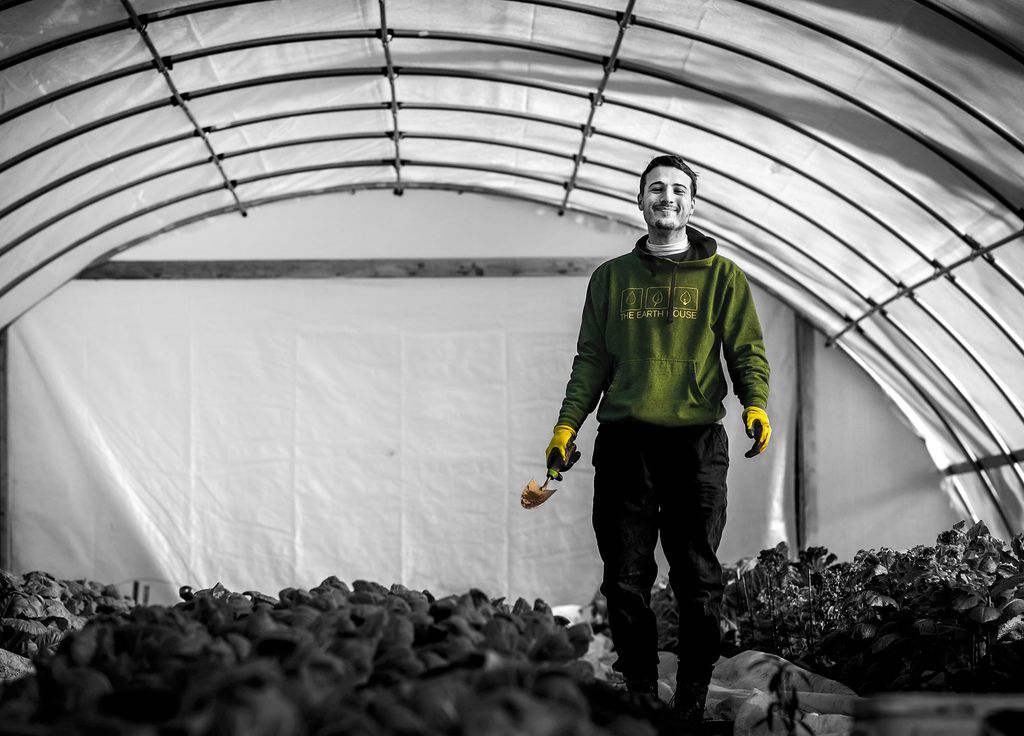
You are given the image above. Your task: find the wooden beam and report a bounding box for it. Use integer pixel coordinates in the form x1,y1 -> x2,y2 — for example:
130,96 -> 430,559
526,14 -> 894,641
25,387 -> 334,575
76,258 -> 606,280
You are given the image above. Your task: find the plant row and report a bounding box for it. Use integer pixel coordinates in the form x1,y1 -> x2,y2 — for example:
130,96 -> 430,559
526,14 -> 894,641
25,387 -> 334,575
653,520 -> 1024,693
0,577 -> 680,736
0,570 -> 135,659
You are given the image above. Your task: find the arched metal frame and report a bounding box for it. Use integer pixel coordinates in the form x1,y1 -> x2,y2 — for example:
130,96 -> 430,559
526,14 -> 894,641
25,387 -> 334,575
46,170 -> 1002,528
9,152 -> 1020,520
14,166 -> 1019,530
5,62 -> 1022,338
2,0 -> 1024,530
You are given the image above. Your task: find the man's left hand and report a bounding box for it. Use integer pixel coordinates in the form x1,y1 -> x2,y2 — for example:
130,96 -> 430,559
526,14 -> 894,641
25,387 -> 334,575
743,407 -> 771,458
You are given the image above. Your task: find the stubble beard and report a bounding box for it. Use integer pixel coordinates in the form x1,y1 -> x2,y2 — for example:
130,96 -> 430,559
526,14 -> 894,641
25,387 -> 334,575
649,209 -> 683,233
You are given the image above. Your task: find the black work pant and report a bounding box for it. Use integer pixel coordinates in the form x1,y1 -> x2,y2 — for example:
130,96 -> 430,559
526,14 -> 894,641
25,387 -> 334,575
592,422 -> 729,687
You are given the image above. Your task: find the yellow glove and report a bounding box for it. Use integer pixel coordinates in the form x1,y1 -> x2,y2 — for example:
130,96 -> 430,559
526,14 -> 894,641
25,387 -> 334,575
545,424 -> 581,480
743,407 -> 771,458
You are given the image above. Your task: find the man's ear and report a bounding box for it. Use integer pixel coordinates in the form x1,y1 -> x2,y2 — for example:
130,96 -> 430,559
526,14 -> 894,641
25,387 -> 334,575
637,193 -> 643,211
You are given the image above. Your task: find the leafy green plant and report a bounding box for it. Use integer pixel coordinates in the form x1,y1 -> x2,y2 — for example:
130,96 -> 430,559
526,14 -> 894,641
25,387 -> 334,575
712,520 -> 1024,694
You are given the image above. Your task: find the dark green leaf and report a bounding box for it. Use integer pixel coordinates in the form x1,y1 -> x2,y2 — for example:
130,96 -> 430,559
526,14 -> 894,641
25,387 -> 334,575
899,568 -> 928,587
1,618 -> 48,636
866,593 -> 898,608
967,521 -> 989,540
968,605 -> 1000,624
953,593 -> 982,611
990,573 -> 1024,600
1000,599 -> 1024,618
1011,533 -> 1024,561
911,618 -> 938,635
7,594 -> 45,619
870,632 -> 902,653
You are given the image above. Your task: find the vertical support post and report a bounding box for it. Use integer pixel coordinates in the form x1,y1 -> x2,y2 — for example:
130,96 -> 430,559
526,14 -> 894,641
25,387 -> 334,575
0,328 -> 9,570
794,315 -> 817,550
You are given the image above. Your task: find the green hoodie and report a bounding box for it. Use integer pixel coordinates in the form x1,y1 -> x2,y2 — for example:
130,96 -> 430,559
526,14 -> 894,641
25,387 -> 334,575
557,226 -> 770,431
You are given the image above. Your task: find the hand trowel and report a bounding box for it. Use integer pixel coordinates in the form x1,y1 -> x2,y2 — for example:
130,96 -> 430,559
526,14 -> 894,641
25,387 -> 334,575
520,470 -> 560,509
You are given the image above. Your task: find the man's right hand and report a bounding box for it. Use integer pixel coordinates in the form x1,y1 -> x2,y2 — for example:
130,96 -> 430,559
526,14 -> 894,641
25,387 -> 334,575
545,424 -> 581,481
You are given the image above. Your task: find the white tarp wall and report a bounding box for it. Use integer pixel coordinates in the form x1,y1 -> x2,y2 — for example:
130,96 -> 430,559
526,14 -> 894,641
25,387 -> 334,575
6,191 -> 959,605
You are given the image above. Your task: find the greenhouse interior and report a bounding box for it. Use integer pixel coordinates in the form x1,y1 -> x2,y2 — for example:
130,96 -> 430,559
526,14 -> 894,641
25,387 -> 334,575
1,1 -> 1023,734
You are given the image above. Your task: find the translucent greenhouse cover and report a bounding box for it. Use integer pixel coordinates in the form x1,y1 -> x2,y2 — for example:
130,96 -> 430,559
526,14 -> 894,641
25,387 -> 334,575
1,0 -> 1023,534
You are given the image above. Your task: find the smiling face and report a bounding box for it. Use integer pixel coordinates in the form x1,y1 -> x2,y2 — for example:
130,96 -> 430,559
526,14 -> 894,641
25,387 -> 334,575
637,165 -> 696,244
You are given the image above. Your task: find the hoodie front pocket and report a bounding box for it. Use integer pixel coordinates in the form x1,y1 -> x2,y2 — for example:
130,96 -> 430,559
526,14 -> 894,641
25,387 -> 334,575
607,358 -> 709,415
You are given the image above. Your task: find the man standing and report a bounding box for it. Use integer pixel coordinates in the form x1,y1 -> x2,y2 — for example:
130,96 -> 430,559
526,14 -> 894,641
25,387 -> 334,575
545,154 -> 771,724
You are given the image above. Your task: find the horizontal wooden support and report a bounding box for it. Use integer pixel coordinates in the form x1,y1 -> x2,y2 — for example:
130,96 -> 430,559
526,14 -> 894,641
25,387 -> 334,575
944,448 -> 1024,476
76,257 -> 606,280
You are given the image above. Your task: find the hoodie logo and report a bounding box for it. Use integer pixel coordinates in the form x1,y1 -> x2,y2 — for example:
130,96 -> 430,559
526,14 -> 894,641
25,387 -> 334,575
646,287 -> 669,309
620,287 -> 699,320
675,287 -> 698,309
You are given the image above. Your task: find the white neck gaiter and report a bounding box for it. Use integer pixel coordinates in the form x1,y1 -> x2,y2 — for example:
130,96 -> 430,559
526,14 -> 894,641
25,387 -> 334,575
645,234 -> 691,257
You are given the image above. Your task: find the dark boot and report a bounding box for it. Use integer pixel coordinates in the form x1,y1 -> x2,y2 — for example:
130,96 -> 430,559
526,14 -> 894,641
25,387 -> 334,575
670,681 -> 708,725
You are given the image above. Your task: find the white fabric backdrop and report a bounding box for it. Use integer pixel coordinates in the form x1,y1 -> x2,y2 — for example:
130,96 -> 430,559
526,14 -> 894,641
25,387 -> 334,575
8,275 -> 957,606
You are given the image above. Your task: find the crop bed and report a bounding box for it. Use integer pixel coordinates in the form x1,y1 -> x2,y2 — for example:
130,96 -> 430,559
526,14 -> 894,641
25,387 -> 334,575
690,521 -> 1024,694
3,520 -> 1022,735
0,576 -> 680,736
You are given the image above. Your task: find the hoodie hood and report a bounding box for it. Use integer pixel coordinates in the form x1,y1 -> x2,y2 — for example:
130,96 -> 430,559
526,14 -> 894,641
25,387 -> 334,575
633,225 -> 718,270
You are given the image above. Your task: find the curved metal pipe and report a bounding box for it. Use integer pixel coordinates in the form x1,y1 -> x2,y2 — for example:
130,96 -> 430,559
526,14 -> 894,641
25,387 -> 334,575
0,63 -> 948,270
0,158 -> 618,301
911,294 -> 1024,426
947,274 -> 1024,363
0,18 -> 130,72
0,129 -> 197,222
3,24 -> 1015,232
120,0 -> 245,214
4,134 -> 905,327
622,21 -> 1022,216
559,0 -> 636,213
907,0 -> 1024,67
696,220 -> 1009,529
700,201 -> 1024,474
6,0 -> 1018,168
378,1 -> 403,192
829,227 -> 1024,343
879,310 -> 1024,486
4,106 -> 1021,386
0,157 -> 211,259
0,130 -> 870,309
73,179 -> 639,273
725,0 -> 1024,156
0,130 -> 872,317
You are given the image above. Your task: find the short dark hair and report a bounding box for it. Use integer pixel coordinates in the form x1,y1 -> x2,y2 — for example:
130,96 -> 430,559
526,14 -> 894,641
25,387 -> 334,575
639,155 -> 698,200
